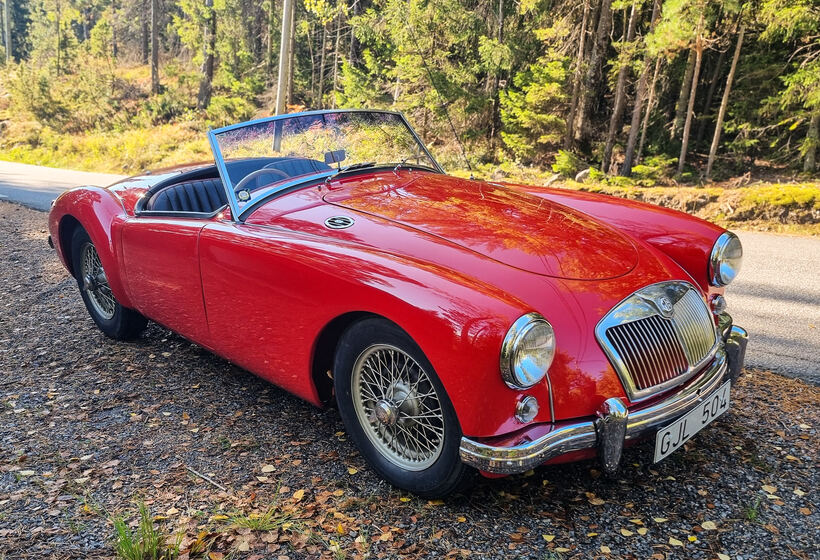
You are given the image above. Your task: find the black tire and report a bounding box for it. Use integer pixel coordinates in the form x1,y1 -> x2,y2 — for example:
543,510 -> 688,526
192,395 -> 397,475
70,227 -> 148,340
334,318 -> 474,497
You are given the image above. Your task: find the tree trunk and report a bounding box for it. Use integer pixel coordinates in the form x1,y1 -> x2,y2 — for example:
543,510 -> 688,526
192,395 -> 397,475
695,47 -> 727,147
286,9 -> 294,106
672,49 -> 696,140
150,0 -> 159,94
348,0 -> 361,65
677,19 -> 705,176
308,23 -> 316,105
576,0 -> 612,143
602,0 -> 639,173
564,0 -> 589,149
317,24 -> 328,109
803,112 -> 819,173
706,24 -> 744,181
331,10 -> 341,108
621,0 -> 660,175
55,0 -> 61,76
488,0 -> 504,150
266,0 -> 275,73
637,57 -> 661,163
197,0 -> 216,110
4,0 -> 12,64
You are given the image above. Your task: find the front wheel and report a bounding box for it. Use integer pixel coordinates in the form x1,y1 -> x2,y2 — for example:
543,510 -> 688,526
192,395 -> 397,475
334,318 -> 473,497
71,227 -> 147,340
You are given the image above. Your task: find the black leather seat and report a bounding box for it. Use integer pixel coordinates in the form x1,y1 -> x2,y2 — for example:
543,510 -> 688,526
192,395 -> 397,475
263,157 -> 331,178
148,178 -> 227,213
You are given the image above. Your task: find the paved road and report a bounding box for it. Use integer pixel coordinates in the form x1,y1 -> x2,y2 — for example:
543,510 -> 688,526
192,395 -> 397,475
1,161 -> 817,383
0,160 -> 125,211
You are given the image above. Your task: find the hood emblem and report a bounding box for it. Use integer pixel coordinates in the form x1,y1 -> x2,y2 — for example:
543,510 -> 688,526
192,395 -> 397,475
325,215 -> 355,229
657,296 -> 674,317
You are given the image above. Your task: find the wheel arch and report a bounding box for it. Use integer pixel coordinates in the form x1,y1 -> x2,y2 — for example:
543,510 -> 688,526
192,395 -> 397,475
57,214 -> 83,276
311,311 -> 401,405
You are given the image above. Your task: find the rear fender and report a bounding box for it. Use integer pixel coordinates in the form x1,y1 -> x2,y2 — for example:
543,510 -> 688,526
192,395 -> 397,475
48,187 -> 134,308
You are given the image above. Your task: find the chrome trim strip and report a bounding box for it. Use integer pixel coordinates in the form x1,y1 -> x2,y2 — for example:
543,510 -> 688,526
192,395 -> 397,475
709,231 -> 741,287
459,348 -> 729,474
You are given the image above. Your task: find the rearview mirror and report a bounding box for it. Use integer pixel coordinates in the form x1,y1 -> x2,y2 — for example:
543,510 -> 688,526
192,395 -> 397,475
324,149 -> 347,167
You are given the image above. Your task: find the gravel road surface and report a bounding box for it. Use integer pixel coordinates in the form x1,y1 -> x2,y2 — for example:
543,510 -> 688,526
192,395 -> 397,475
0,160 -> 817,383
1,201 -> 818,559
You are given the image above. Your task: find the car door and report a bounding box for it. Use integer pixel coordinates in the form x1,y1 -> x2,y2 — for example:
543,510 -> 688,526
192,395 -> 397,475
120,217 -> 212,344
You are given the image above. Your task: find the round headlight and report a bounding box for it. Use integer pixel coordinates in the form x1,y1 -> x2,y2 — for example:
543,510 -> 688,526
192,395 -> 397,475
709,231 -> 743,286
500,313 -> 556,389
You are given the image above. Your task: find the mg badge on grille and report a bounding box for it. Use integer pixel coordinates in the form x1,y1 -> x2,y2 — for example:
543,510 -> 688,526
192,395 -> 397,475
657,296 -> 674,317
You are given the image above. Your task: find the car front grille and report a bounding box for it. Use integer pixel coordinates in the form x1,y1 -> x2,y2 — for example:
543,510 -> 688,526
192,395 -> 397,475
596,282 -> 718,401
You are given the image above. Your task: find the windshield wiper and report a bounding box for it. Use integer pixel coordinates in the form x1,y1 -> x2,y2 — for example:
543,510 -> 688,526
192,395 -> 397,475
326,161 -> 377,182
340,161 -> 377,172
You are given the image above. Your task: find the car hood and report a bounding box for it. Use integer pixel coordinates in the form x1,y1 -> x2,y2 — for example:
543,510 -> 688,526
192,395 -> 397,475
322,173 -> 638,280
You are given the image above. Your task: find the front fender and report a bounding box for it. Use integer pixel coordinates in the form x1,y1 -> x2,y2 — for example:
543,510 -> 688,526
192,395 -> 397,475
48,186 -> 134,308
198,222 -> 555,438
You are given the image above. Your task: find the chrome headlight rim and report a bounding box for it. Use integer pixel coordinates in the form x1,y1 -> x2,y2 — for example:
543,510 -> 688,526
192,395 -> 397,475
500,312 -> 556,390
709,231 -> 743,287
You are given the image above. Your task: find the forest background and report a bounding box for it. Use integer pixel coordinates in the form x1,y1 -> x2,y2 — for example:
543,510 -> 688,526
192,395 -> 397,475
0,0 -> 818,230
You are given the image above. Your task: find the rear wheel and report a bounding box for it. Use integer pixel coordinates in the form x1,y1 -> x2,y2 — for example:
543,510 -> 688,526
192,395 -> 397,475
71,228 -> 147,340
334,318 -> 473,497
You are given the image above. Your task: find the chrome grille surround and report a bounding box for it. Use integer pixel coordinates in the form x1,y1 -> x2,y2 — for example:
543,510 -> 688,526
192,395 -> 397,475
595,281 -> 719,402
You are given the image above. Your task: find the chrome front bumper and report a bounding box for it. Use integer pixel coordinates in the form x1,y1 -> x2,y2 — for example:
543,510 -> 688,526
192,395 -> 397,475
459,325 -> 748,475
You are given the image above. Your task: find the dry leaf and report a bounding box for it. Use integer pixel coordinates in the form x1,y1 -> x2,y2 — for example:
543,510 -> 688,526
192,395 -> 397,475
799,507 -> 811,515
668,537 -> 684,547
399,496 -> 411,502
261,464 -> 275,473
457,516 -> 466,523
718,554 -> 731,560
601,545 -> 611,553
653,517 -> 668,523
293,489 -> 305,502
542,535 -> 555,542
701,521 -> 717,530
761,484 -> 777,494
347,467 -> 358,475
620,528 -> 633,537
637,528 -> 648,536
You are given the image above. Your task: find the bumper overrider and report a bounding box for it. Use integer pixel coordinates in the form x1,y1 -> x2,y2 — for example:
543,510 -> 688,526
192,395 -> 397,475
459,324 -> 748,475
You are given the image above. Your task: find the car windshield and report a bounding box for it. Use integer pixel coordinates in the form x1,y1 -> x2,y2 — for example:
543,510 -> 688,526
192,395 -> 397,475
209,110 -> 440,214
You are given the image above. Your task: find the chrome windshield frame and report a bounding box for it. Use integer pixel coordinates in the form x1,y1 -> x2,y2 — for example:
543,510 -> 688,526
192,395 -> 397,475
207,109 -> 444,222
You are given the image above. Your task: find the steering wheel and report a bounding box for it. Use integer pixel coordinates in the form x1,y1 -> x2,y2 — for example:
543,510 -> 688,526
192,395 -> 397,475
233,167 -> 290,193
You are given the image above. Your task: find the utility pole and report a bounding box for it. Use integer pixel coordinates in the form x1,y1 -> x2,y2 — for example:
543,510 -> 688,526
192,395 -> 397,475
274,0 -> 293,115
3,0 -> 11,64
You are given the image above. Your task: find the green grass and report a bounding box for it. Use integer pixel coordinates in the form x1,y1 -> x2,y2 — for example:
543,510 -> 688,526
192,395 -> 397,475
228,507 -> 295,531
112,502 -> 182,560
744,496 -> 763,523
0,120 -> 210,174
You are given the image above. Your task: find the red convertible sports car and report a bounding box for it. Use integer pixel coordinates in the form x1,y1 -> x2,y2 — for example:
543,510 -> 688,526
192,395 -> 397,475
49,109 -> 747,496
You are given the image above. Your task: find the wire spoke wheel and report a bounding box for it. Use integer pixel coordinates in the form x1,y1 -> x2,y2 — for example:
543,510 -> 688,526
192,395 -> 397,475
80,242 -> 116,320
351,344 -> 445,471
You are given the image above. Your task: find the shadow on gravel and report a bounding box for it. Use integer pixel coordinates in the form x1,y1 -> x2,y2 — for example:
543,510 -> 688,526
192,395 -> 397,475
1,201 -> 817,560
